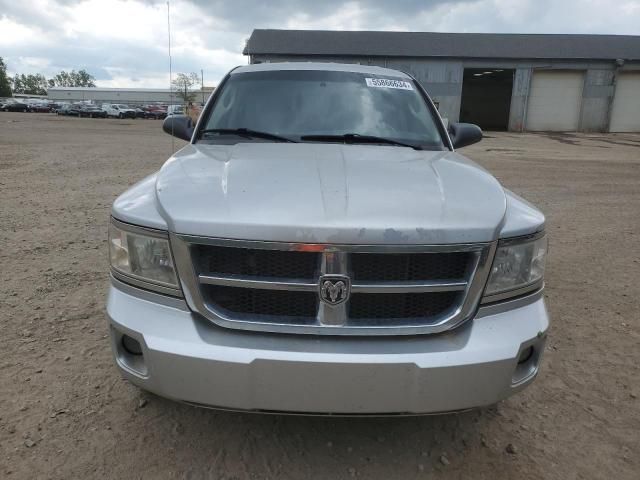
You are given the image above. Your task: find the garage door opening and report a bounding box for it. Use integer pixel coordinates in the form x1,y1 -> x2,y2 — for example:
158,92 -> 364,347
459,69 -> 514,131
609,73 -> 640,132
525,71 -> 584,132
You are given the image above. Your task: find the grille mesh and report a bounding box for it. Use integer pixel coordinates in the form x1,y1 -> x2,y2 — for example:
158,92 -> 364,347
193,245 -> 319,279
203,285 -> 318,320
348,291 -> 460,322
350,252 -> 470,282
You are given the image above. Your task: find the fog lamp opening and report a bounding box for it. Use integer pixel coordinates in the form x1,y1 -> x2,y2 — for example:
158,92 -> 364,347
517,345 -> 534,365
122,335 -> 143,356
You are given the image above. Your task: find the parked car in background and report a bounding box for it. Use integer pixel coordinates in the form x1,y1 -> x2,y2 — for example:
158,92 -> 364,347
102,103 -> 137,119
49,102 -> 62,112
1,100 -> 28,112
165,104 -> 184,116
27,102 -> 52,113
49,102 -> 69,113
134,107 -> 146,119
57,104 -> 82,116
79,104 -> 107,118
142,105 -> 167,119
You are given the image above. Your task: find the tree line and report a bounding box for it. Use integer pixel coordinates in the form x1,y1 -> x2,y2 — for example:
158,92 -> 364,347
1,57 -> 203,101
0,57 -> 96,97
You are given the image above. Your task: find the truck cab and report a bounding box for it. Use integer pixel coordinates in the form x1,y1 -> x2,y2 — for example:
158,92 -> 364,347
103,103 -> 136,119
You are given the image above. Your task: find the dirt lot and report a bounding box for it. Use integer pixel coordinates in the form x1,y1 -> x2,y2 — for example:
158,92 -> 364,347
1,112 -> 639,479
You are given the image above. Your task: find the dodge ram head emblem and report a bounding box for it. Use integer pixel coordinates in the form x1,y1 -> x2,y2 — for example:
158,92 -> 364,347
319,275 -> 351,306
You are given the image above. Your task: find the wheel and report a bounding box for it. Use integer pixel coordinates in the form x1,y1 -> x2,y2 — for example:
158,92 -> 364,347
89,113 -> 93,118
118,113 -> 123,119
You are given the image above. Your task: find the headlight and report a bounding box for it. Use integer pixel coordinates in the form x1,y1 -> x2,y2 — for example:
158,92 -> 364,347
483,234 -> 547,301
109,219 -> 181,295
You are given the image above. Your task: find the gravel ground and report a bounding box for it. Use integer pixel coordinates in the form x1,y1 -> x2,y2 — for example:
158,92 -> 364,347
1,112 -> 639,480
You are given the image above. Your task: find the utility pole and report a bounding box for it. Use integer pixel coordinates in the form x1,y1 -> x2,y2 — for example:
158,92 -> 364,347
201,69 -> 204,104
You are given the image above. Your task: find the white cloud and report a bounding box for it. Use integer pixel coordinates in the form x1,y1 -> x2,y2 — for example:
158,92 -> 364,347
286,2 -> 369,30
1,0 -> 243,87
0,17 -> 40,46
62,0 -> 166,42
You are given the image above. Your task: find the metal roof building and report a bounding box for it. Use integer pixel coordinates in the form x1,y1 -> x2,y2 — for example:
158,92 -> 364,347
244,30 -> 640,132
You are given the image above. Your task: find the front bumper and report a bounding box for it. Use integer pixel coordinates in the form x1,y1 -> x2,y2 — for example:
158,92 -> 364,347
106,278 -> 549,415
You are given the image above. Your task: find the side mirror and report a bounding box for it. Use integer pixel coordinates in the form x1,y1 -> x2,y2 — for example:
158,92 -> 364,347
448,122 -> 483,149
163,114 -> 194,141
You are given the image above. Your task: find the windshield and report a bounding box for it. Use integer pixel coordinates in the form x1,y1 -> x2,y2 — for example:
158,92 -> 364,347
201,70 -> 445,149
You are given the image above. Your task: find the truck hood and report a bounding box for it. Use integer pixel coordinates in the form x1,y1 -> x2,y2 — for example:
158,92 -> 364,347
154,143 -> 507,244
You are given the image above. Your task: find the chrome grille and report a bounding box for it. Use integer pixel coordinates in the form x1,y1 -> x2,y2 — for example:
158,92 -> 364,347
171,235 -> 496,336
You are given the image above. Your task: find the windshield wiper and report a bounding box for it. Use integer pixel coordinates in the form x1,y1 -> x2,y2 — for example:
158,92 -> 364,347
300,133 -> 422,150
200,128 -> 297,143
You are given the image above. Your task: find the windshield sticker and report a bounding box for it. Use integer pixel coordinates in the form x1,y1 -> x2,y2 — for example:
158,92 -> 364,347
365,78 -> 413,90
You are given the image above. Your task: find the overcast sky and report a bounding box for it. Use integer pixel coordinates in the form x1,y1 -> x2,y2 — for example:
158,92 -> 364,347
1,0 -> 639,88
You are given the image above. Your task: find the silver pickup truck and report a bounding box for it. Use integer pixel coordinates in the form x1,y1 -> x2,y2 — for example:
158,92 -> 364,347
106,63 -> 549,415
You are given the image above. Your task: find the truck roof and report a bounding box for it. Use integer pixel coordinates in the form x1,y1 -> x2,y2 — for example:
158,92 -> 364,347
232,62 -> 411,79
